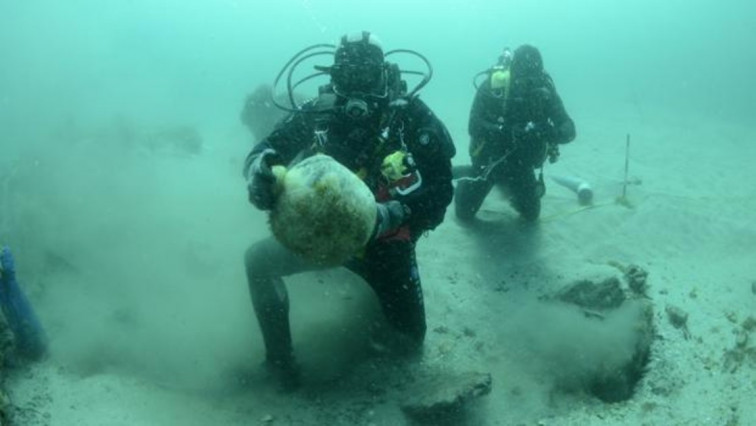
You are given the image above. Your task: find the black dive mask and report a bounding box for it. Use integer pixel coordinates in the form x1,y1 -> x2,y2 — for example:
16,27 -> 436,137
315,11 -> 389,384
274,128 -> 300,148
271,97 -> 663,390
331,61 -> 387,121
331,62 -> 384,95
512,73 -> 546,95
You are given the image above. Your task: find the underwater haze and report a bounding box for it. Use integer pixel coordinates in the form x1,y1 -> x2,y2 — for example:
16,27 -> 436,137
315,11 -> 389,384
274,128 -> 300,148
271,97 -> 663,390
1,0 -> 755,425
2,0 -> 754,140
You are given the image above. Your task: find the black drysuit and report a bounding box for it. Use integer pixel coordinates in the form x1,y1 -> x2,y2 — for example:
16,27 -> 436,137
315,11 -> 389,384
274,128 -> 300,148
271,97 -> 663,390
455,70 -> 575,221
243,94 -> 455,367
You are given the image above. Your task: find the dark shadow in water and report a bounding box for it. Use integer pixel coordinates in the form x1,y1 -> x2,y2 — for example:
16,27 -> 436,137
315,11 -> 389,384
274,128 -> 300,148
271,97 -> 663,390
454,207 -> 548,293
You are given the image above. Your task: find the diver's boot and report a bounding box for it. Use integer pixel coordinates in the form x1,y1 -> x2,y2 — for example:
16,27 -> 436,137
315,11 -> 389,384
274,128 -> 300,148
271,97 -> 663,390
250,279 -> 302,391
263,354 -> 302,392
514,195 -> 541,222
454,178 -> 490,222
511,173 -> 543,221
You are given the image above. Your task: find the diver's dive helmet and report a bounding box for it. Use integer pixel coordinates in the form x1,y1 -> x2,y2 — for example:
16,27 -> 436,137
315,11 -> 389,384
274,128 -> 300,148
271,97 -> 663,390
332,32 -> 386,96
508,44 -> 546,95
510,44 -> 543,78
268,31 -> 431,118
330,31 -> 388,120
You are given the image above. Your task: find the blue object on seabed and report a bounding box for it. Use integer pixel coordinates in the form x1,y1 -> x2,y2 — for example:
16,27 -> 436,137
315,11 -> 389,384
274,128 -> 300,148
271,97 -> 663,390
0,246 -> 48,361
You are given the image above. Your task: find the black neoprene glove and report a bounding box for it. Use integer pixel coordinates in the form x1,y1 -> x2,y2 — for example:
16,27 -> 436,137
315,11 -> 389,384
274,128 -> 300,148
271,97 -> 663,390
247,149 -> 280,210
554,120 -> 575,144
484,119 -> 506,141
372,200 -> 408,240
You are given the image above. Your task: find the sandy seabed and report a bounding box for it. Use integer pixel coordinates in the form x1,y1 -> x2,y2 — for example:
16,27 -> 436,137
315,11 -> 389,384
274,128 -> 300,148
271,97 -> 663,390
3,105 -> 756,426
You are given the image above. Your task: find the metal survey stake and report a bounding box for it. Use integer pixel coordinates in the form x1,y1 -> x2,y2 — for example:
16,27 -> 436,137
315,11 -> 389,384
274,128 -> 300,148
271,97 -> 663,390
622,134 -> 630,199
